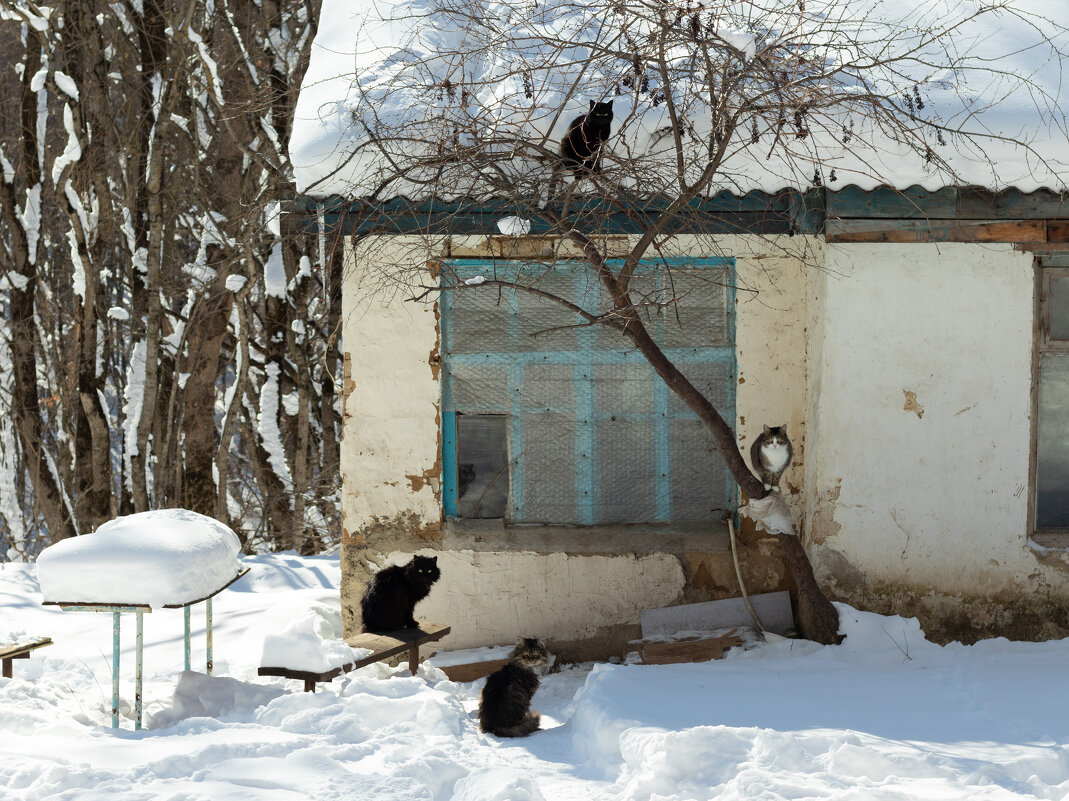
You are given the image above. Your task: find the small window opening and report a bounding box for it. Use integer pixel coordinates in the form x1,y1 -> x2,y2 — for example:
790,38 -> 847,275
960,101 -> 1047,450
455,414 -> 509,518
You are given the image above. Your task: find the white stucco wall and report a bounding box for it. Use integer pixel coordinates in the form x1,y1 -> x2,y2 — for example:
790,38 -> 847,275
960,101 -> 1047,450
341,236 -> 443,539
805,243 -> 1041,596
731,236 -> 818,516
377,549 -> 685,651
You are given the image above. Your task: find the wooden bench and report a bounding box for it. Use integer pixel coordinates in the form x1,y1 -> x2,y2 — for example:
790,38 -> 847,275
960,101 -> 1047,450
258,622 -> 450,692
1,637 -> 53,679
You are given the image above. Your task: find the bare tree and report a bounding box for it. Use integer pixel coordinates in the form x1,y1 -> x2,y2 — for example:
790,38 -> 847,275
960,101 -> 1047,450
0,0 -> 342,557
332,0 -> 1069,644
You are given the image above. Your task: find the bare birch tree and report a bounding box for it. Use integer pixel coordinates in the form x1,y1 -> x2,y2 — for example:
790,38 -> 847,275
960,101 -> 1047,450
0,0 -> 343,557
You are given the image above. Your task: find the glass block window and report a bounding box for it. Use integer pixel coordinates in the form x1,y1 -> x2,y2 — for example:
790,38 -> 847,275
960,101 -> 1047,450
1035,266 -> 1069,530
441,258 -> 736,525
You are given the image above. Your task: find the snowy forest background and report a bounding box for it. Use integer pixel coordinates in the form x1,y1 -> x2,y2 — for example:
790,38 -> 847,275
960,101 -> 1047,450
0,0 -> 335,559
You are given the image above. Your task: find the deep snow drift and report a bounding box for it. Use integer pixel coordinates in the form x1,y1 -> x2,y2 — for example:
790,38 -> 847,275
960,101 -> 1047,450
3,552 -> 1069,800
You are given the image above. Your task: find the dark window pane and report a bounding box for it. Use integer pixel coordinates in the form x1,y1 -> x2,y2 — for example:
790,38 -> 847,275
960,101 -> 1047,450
1051,275 -> 1069,341
1036,352 -> 1069,528
456,415 -> 509,518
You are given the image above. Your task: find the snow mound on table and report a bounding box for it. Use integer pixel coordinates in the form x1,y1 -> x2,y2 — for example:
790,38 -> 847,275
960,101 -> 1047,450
36,509 -> 243,608
259,601 -> 371,673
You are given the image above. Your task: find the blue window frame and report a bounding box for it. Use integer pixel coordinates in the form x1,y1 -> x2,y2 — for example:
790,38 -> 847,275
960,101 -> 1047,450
441,258 -> 736,525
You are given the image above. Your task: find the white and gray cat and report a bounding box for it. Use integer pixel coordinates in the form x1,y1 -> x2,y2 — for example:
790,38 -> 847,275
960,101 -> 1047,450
750,424 -> 792,491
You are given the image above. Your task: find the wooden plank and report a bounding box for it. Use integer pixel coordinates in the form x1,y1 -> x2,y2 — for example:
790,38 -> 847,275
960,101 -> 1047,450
958,187 -> 1069,220
258,664 -> 345,683
641,591 -> 794,637
826,218 -> 1045,243
1046,222 -> 1069,242
438,658 -> 510,683
46,602 -> 151,612
345,622 -> 451,665
1,637 -> 52,679
161,567 -> 250,608
640,631 -> 743,665
259,622 -> 452,690
0,637 -> 53,660
827,186 -> 958,219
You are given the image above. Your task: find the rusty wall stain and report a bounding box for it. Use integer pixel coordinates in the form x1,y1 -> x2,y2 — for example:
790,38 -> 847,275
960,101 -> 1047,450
342,352 -> 356,423
902,389 -> 924,419
429,299 -> 442,381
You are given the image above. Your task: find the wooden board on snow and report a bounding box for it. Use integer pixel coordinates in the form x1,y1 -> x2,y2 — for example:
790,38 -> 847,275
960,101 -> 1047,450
639,630 -> 743,665
640,591 -> 794,638
438,658 -> 510,682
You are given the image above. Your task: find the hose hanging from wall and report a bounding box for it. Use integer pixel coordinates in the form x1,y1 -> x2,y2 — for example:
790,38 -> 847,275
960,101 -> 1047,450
728,514 -> 767,635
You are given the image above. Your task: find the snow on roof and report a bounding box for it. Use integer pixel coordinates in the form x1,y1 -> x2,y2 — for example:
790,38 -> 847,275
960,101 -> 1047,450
36,509 -> 244,608
291,0 -> 1069,198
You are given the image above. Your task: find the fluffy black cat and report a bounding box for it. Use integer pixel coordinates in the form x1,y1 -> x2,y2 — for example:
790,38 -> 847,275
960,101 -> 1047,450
559,100 -> 614,174
750,424 -> 793,491
479,637 -> 551,738
360,554 -> 441,633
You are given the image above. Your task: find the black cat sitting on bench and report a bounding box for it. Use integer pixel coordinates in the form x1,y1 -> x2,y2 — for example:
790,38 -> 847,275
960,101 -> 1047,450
360,555 -> 441,633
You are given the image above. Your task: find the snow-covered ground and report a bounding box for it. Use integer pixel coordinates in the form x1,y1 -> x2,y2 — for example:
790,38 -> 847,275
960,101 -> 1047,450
2,551 -> 1069,800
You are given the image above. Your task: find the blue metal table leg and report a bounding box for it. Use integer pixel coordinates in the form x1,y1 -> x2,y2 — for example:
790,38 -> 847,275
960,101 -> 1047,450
135,610 -> 144,731
111,611 -> 120,728
184,605 -> 191,671
206,597 -> 213,675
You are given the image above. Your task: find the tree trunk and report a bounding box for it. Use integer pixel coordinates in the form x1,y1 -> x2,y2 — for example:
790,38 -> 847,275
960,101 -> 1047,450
181,258 -> 234,516
4,40 -> 76,542
570,231 -> 842,645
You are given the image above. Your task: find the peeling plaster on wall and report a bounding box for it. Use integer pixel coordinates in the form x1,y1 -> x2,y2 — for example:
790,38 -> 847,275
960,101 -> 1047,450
825,572 -> 1069,645
428,345 -> 441,381
1030,546 -> 1069,574
902,389 -> 924,419
405,467 -> 441,496
680,544 -> 790,605
809,479 -> 842,545
341,352 -> 355,422
429,298 -> 442,381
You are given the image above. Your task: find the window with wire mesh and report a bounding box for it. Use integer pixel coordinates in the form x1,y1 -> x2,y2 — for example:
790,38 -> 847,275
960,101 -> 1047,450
441,258 -> 736,525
